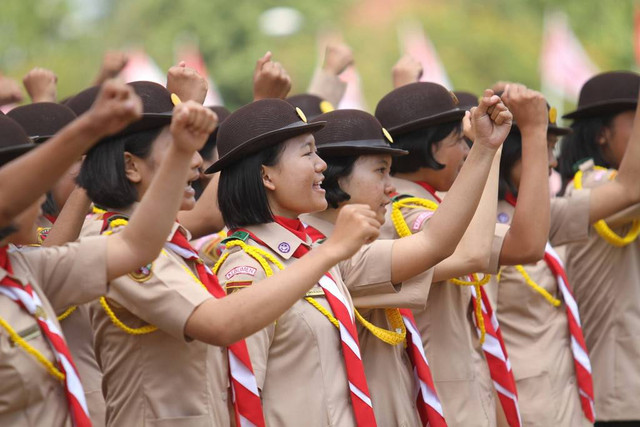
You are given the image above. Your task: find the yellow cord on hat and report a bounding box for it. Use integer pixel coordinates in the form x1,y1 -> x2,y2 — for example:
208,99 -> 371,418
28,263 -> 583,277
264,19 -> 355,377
391,196 -> 492,343
574,167 -> 640,247
213,240 -> 406,345
0,315 -> 65,382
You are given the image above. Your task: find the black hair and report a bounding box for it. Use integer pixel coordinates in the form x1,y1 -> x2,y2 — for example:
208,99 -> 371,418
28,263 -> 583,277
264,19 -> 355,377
41,192 -> 59,217
498,132 -> 524,200
391,121 -> 462,174
321,155 -> 358,209
77,127 -> 163,210
218,143 -> 285,229
558,112 -> 624,189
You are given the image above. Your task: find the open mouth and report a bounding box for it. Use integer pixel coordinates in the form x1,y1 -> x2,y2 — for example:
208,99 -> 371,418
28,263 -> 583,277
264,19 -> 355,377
313,179 -> 325,192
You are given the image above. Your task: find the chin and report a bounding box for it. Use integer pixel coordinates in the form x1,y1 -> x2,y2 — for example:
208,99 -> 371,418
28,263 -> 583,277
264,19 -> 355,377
180,198 -> 196,211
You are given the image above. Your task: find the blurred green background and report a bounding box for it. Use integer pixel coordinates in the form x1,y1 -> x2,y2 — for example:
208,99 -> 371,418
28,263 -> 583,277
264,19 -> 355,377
1,0 -> 636,110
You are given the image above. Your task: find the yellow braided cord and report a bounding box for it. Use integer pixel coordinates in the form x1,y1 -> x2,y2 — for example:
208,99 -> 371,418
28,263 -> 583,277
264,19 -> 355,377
514,265 -> 561,307
214,238 -> 405,344
391,197 -> 438,238
57,305 -> 77,321
450,273 -> 491,287
99,297 -> 158,334
355,308 -> 406,345
574,168 -> 640,247
305,297 -> 339,328
92,206 -> 106,214
0,315 -> 65,382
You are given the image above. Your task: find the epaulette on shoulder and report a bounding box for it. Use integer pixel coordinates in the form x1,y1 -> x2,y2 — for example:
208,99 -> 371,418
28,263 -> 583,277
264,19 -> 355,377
221,230 -> 250,245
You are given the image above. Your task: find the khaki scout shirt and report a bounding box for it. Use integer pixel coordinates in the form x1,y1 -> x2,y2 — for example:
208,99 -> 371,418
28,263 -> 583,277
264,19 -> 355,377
0,236 -> 108,427
563,163 -> 640,421
493,193 -> 592,427
302,213 -> 433,427
216,221 -> 399,427
379,176 -> 509,427
84,216 -> 229,427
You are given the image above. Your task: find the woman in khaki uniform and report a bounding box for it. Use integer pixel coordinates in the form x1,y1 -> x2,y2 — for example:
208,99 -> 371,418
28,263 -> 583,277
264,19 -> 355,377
558,71 -> 640,426
301,105 -> 506,426
374,82 -> 554,427
494,81 -> 640,424
212,97 -> 510,426
76,87 -> 373,426
0,81 -> 210,426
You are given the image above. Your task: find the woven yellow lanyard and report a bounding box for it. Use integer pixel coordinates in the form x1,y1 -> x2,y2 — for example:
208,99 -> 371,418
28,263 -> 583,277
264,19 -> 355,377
214,240 -> 406,345
391,196 -> 491,343
574,167 -> 640,247
497,266 -> 561,307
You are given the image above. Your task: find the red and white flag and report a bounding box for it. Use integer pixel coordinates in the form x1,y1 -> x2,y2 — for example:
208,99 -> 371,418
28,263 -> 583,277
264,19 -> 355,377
399,21 -> 452,89
175,41 -> 224,106
540,11 -> 598,102
120,49 -> 166,85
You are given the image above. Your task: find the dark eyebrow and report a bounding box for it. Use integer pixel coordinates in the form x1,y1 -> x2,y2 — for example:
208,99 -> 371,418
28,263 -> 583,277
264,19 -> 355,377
378,158 -> 390,167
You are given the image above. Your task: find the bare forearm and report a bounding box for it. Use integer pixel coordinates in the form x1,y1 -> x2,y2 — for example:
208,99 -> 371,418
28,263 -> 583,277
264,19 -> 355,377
187,244 -> 341,345
501,128 -> 549,264
43,188 -> 91,247
0,115 -> 100,226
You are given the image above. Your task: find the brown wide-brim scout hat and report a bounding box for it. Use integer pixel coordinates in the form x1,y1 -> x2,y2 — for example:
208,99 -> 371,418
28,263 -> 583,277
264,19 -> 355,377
375,82 -> 465,136
0,114 -> 36,166
563,71 -> 640,120
205,99 -> 325,174
286,94 -> 335,120
311,109 -> 408,157
7,102 -> 77,143
453,91 -> 479,111
65,81 -> 175,140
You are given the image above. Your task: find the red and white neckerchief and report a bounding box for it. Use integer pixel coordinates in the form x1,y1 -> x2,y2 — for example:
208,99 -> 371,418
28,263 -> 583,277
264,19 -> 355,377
469,284 -> 521,427
504,195 -> 595,422
262,217 -> 377,426
0,246 -> 92,427
399,308 -> 447,427
303,221 -> 446,427
165,229 -> 266,427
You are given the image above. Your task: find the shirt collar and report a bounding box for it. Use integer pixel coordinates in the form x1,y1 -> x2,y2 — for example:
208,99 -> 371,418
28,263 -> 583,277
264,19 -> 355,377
243,222 -> 312,260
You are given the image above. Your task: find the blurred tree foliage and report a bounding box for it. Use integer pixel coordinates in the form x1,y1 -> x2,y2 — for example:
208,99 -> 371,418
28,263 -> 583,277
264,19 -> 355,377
0,0 -> 636,110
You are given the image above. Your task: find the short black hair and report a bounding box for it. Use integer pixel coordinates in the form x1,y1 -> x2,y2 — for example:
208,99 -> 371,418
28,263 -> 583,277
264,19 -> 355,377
77,128 -> 163,210
218,143 -> 285,229
42,192 -> 59,217
321,155 -> 358,209
558,112 -> 626,189
391,121 -> 462,174
498,132 -> 523,200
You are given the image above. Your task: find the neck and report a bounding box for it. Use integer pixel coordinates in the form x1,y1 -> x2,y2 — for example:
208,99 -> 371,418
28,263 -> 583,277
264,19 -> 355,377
394,169 -> 443,190
311,206 -> 340,225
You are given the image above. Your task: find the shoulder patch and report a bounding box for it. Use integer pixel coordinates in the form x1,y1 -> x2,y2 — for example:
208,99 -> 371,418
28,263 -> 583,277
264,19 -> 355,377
225,265 -> 257,280
225,281 -> 253,293
412,211 -> 434,231
37,227 -> 51,244
128,263 -> 153,283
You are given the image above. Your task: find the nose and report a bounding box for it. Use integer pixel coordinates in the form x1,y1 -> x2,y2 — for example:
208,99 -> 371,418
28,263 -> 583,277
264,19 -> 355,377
192,151 -> 203,170
315,154 -> 327,173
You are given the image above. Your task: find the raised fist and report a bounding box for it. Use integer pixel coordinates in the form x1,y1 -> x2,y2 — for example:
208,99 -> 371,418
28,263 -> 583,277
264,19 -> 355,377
322,43 -> 354,76
170,101 -> 218,154
93,51 -> 128,85
501,84 -> 548,133
470,89 -> 513,150
392,55 -> 423,88
85,80 -> 143,139
23,68 -> 58,103
253,52 -> 292,101
0,75 -> 23,106
325,204 -> 380,261
167,62 -> 208,105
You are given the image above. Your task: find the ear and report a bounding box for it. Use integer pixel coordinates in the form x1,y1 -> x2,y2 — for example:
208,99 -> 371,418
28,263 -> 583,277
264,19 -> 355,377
124,152 -> 143,184
261,165 -> 276,191
598,126 -> 611,146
